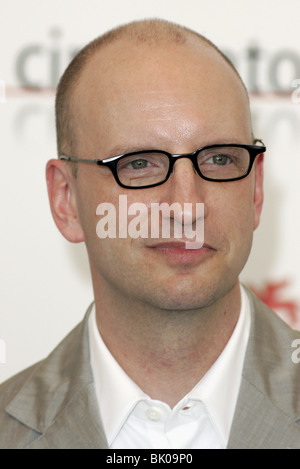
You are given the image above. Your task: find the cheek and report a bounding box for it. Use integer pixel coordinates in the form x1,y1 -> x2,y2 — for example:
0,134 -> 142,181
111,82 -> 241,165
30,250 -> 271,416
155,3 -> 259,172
76,170 -> 121,239
76,193 -> 100,242
209,182 -> 256,246
75,179 -> 141,280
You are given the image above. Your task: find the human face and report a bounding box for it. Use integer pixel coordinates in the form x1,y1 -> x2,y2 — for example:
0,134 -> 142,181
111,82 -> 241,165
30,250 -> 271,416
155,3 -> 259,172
69,40 -> 263,311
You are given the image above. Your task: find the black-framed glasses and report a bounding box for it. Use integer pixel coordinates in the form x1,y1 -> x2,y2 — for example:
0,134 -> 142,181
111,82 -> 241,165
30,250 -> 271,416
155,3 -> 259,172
59,141 -> 266,189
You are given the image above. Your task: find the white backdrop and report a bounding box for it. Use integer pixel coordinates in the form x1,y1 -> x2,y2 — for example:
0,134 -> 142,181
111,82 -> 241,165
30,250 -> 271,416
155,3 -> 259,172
1,0 -> 300,383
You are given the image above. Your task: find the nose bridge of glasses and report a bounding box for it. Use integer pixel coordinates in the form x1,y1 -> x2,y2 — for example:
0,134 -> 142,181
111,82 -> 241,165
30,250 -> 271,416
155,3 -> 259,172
170,151 -> 198,173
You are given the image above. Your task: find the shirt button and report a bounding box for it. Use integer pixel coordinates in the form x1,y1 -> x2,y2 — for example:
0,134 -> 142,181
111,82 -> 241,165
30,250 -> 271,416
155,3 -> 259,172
146,407 -> 161,421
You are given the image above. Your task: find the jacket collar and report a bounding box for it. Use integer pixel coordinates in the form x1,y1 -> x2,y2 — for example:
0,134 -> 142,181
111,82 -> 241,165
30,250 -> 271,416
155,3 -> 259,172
228,289 -> 300,449
5,303 -> 108,449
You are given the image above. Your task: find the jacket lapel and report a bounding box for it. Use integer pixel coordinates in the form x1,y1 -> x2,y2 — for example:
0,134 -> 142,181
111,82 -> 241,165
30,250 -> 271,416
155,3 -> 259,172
228,289 -> 300,449
228,376 -> 299,449
5,304 -> 108,449
27,382 -> 108,449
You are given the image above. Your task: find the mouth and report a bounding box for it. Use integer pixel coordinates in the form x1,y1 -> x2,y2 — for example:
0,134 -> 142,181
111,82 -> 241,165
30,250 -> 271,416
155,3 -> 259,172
146,241 -> 215,264
150,241 -> 204,249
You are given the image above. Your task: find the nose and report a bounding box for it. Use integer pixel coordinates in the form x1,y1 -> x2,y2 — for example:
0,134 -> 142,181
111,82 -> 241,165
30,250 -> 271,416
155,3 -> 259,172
163,157 -> 206,228
169,156 -> 203,196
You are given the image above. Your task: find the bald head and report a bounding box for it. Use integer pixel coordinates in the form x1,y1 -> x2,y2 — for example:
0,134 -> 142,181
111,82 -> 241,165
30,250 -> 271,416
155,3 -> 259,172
56,19 -> 251,163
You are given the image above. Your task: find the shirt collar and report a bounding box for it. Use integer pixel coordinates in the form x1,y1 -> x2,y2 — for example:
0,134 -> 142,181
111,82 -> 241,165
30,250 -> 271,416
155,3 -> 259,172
88,284 -> 251,446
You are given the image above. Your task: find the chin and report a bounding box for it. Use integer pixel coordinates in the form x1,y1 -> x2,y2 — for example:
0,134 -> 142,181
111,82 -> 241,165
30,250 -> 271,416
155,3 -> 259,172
149,270 -> 238,311
145,280 -> 235,312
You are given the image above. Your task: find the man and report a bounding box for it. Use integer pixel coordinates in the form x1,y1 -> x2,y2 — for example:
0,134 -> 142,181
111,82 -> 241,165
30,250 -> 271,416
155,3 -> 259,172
0,19 -> 299,449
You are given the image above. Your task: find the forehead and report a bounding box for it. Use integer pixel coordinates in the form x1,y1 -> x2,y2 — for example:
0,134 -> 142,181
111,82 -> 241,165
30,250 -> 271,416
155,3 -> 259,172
73,39 -> 251,151
77,38 -> 246,96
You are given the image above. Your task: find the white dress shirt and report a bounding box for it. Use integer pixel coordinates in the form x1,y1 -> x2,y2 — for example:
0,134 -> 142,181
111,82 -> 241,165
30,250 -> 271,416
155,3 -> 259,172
88,284 -> 251,449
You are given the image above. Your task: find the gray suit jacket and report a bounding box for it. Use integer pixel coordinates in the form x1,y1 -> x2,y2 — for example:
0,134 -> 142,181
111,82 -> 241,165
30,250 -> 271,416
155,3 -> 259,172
1,288 -> 300,449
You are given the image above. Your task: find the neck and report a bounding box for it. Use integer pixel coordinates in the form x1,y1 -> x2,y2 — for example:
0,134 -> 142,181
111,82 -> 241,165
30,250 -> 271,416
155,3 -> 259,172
93,280 -> 241,408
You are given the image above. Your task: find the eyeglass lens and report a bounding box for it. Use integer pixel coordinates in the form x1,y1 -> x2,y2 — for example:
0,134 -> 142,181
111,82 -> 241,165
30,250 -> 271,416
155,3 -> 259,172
116,147 -> 251,187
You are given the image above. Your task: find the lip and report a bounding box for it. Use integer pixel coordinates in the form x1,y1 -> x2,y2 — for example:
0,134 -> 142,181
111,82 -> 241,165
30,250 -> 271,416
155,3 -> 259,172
146,241 -> 215,264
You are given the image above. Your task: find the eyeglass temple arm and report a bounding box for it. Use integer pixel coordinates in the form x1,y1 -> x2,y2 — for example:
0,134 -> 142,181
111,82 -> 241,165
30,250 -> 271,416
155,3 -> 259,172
59,155 -> 103,165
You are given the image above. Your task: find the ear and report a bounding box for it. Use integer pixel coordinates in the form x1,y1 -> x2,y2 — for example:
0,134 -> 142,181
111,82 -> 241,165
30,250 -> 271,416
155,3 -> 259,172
253,153 -> 264,231
46,159 -> 86,243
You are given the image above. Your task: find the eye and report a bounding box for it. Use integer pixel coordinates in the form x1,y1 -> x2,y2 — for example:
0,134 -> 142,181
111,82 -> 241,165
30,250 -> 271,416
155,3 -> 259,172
206,154 -> 232,165
117,152 -> 169,173
125,158 -> 153,170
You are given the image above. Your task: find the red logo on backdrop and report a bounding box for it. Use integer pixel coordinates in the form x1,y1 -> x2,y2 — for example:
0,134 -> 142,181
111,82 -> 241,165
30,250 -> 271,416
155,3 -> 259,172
249,280 -> 300,329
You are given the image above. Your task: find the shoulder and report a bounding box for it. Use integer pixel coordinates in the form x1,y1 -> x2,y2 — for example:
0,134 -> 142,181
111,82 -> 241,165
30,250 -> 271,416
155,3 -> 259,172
246,286 -> 300,345
244,286 -> 300,411
0,308 -> 93,449
0,363 -> 44,448
0,362 -> 40,401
